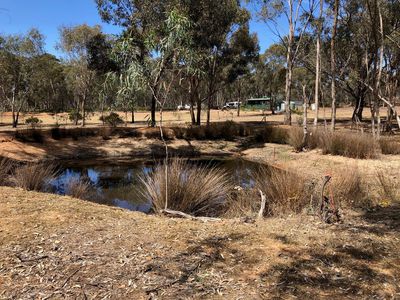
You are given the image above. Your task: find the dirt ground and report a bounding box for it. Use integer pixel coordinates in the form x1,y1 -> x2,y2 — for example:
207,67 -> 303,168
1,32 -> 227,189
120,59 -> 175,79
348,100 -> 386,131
0,187 -> 399,299
0,107 -> 372,130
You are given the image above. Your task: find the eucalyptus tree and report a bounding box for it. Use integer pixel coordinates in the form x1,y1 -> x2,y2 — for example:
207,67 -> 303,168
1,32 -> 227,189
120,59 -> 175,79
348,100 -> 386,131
0,28 -> 45,127
252,0 -> 317,125
58,24 -> 102,126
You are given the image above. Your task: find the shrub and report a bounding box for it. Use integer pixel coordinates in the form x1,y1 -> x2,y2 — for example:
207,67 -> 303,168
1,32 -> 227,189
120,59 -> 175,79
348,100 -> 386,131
254,166 -> 311,216
100,112 -> 124,127
25,116 -> 42,127
64,177 -> 94,200
68,110 -> 83,122
140,159 -> 232,217
379,137 -> 400,155
12,163 -> 58,191
0,157 -> 14,186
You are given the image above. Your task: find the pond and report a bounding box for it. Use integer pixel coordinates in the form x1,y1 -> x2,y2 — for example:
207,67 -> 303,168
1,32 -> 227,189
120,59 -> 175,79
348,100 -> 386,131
50,157 -> 263,213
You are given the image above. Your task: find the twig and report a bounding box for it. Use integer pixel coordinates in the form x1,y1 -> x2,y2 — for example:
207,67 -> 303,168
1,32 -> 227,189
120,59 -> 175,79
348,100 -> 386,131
62,266 -> 82,288
161,209 -> 221,222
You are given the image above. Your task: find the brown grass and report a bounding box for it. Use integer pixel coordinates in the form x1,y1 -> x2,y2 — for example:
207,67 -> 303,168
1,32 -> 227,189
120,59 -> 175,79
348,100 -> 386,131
379,137 -> 400,155
11,163 -> 58,191
140,159 -> 232,216
376,171 -> 399,203
254,166 -> 311,216
288,126 -> 305,152
0,157 -> 14,186
64,177 -> 94,200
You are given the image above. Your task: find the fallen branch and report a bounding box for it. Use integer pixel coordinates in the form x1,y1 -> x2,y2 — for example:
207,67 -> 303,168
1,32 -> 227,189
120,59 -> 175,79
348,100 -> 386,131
161,209 -> 221,222
258,189 -> 267,220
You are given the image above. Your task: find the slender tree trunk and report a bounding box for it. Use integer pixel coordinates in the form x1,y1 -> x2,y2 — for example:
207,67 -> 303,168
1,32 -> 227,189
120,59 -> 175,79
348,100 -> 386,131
314,0 -> 323,126
81,96 -> 86,127
150,94 -> 156,127
196,92 -> 201,126
302,85 -> 308,147
330,0 -> 339,131
131,108 -> 135,123
284,5 -> 294,125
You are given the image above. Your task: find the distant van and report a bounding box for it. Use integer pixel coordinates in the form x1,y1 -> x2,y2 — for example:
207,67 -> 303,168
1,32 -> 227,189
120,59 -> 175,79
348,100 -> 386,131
222,101 -> 240,110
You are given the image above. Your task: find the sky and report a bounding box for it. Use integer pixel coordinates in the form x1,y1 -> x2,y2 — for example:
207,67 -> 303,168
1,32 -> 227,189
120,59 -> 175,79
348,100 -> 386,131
0,0 -> 279,57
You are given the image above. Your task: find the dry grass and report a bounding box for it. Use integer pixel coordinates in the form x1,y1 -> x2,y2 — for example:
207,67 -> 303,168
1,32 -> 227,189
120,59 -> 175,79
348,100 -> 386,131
376,171 -> 399,203
254,167 -> 311,216
11,163 -> 58,191
64,177 -> 94,200
0,157 -> 14,186
331,166 -> 367,208
379,137 -> 400,155
288,126 -> 305,151
140,159 -> 232,216
223,188 -> 261,218
254,125 -> 288,144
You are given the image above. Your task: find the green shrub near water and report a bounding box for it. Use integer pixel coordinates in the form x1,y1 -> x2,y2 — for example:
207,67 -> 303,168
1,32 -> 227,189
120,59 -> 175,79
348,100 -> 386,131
25,116 -> 42,126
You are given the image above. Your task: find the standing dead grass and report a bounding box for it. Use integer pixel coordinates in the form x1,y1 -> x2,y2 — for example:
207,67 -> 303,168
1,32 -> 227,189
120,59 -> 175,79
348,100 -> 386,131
0,157 -> 14,186
254,167 -> 311,216
140,159 -> 232,217
11,163 -> 58,191
64,177 -> 94,200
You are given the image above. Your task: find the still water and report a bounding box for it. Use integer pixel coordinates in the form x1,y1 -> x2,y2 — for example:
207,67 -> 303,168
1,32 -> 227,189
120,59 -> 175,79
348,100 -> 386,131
50,158 -> 262,212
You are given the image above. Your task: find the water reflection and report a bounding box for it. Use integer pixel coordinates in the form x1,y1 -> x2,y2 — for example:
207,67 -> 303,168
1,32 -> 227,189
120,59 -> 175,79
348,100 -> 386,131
51,158 -> 262,212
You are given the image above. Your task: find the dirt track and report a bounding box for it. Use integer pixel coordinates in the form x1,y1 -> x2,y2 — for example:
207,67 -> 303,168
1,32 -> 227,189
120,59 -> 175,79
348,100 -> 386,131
0,187 -> 399,299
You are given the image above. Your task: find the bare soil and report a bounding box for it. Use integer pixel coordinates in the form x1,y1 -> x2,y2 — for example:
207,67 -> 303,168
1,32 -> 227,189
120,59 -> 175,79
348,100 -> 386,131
0,187 -> 399,299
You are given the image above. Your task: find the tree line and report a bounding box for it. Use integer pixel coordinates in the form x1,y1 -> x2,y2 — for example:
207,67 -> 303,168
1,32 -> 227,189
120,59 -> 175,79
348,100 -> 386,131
0,0 -> 399,134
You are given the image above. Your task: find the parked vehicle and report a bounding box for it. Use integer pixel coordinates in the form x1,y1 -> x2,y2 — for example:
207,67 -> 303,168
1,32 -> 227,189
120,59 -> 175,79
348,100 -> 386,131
177,104 -> 191,111
222,101 -> 241,110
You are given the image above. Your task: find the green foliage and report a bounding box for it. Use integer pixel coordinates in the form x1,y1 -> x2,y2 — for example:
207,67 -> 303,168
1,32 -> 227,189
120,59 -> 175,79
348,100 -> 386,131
68,110 -> 83,122
100,112 -> 124,127
25,116 -> 42,125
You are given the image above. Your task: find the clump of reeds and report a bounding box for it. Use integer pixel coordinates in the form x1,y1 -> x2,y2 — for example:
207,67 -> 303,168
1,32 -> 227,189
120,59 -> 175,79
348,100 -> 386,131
0,157 -> 14,186
254,125 -> 288,144
379,137 -> 400,155
64,177 -> 94,200
288,126 -> 305,152
11,163 -> 58,191
331,166 -> 367,208
254,166 -> 311,216
376,171 -> 399,203
140,158 -> 232,217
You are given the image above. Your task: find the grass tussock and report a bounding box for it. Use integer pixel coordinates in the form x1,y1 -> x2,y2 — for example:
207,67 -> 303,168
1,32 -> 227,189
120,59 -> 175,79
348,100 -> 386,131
288,126 -> 305,152
254,166 -> 311,216
140,159 -> 232,217
12,163 -> 58,191
224,188 -> 261,218
376,171 -> 399,203
379,137 -> 400,155
0,157 -> 14,186
331,166 -> 367,208
64,177 -> 94,200
254,125 -> 288,144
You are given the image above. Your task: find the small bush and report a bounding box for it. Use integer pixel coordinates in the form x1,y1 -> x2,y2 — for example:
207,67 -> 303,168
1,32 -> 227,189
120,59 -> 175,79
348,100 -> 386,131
64,177 -> 94,200
143,128 -> 175,140
68,110 -> 83,122
140,159 -> 232,217
25,116 -> 42,127
0,157 -> 15,186
100,112 -> 124,127
254,166 -> 311,216
12,163 -> 58,191
379,137 -> 400,155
